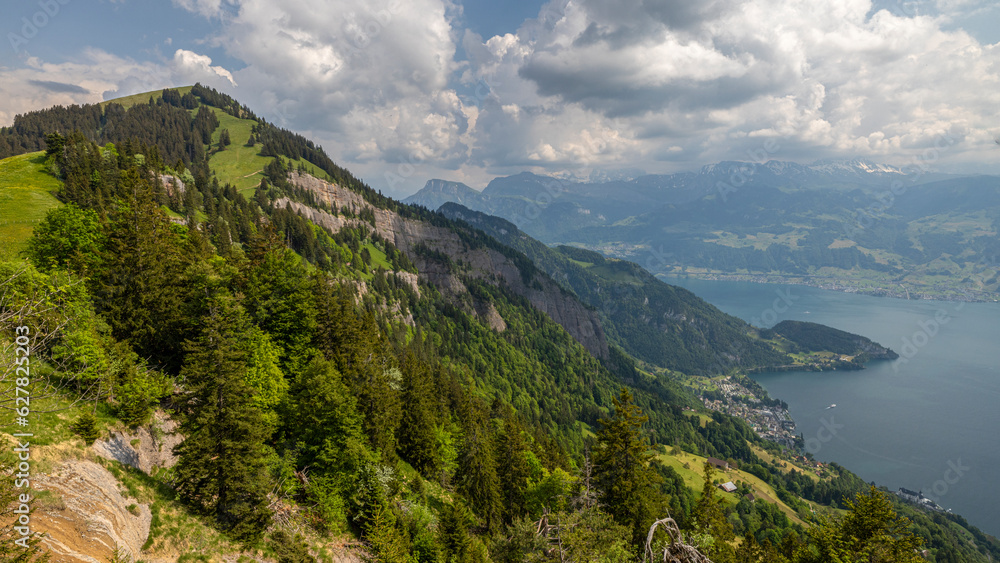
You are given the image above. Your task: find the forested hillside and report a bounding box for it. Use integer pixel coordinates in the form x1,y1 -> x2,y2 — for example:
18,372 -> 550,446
437,203 -> 788,375
1,86 -> 997,563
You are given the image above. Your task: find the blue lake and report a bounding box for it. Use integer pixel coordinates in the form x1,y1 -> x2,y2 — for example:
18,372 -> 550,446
666,277 -> 1000,537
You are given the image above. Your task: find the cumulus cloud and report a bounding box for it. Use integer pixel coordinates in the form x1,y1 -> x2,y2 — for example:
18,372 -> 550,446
166,0 -> 474,192
0,51 -> 161,126
171,49 -> 237,86
461,0 -> 1000,178
0,47 -> 238,127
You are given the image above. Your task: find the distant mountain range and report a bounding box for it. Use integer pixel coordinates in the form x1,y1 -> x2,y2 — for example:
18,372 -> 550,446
405,158 -> 942,224
406,159 -> 1000,300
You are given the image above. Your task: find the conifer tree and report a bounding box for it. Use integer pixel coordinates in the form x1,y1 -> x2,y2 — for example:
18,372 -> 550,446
495,414 -> 530,525
398,350 -> 440,478
363,503 -> 411,563
91,168 -> 187,368
802,486 -> 923,563
440,501 -> 474,562
283,356 -> 374,527
241,229 -> 318,369
71,411 -> 101,445
218,128 -> 231,150
312,275 -> 401,460
593,387 -> 661,546
456,403 -> 503,532
172,294 -> 272,543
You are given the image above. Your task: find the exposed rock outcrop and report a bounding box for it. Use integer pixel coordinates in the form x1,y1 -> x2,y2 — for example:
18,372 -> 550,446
93,410 -> 181,475
474,301 -> 507,332
32,460 -> 151,563
280,172 -> 609,359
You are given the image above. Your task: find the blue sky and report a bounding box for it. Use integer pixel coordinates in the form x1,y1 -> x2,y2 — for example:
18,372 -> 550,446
2,0 -> 999,197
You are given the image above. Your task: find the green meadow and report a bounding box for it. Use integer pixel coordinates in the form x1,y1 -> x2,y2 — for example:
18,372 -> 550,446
0,152 -> 62,260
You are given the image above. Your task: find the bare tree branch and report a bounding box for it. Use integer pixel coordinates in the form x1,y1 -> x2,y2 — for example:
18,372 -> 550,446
643,516 -> 714,563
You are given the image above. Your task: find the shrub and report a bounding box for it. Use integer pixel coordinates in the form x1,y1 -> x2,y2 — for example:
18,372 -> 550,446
71,411 -> 101,445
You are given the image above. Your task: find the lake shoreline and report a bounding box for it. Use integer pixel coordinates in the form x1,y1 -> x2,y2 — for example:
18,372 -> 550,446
659,272 -> 1000,304
667,277 -> 1000,538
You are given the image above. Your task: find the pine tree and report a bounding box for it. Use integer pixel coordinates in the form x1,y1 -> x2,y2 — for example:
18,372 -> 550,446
495,414 -> 530,525
311,274 -> 401,460
735,531 -> 766,563
803,486 -> 923,563
71,411 -> 101,445
398,350 -> 440,478
268,531 -> 316,563
592,387 -> 661,546
241,229 -> 318,369
455,403 -> 502,532
172,295 -> 272,543
283,357 -> 375,528
363,503 -> 411,563
218,128 -> 231,150
439,501 -> 474,562
114,362 -> 160,427
90,169 -> 187,368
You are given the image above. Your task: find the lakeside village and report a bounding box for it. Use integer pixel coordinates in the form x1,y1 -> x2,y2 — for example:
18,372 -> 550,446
697,375 -> 948,512
697,375 -> 801,451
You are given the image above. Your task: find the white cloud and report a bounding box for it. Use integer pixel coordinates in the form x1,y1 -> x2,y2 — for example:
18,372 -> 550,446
157,0 -> 996,190
169,0 -> 475,193
171,49 -> 237,86
0,47 -> 239,127
170,0 -> 237,18
0,50 -> 162,126
456,0 -> 1000,179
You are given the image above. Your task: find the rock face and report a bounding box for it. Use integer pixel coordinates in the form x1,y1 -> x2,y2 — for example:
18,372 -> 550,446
281,172 -> 609,359
474,301 -> 507,332
32,460 -> 152,563
93,410 -> 181,475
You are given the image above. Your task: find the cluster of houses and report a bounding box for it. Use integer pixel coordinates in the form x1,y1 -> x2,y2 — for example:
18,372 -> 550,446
896,488 -> 946,512
792,455 -> 828,476
700,377 -> 798,448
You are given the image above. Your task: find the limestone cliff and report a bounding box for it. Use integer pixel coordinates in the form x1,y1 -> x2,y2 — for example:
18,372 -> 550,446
280,172 -> 609,359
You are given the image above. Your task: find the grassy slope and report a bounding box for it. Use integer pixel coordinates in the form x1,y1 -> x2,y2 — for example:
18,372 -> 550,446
656,448 -> 835,527
206,108 -> 273,192
0,89 -> 338,260
100,86 -> 195,110
201,105 -> 332,195
0,152 -> 62,260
